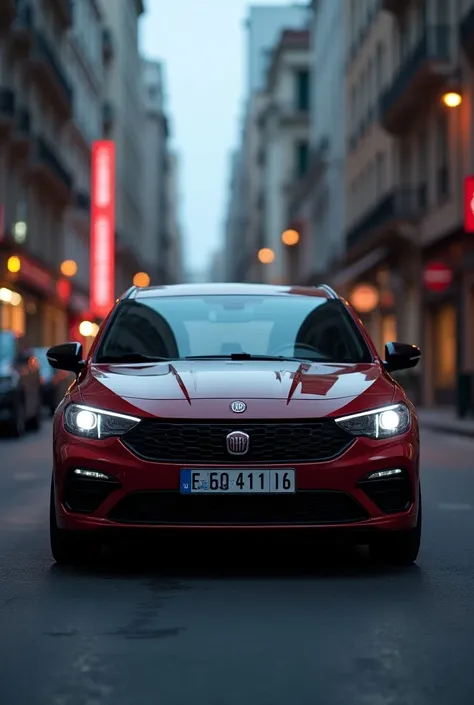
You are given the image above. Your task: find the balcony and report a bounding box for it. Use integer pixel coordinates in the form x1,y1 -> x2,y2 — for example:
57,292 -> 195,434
381,0 -> 411,16
274,102 -> 309,127
103,28 -> 113,61
460,5 -> 474,63
29,136 -> 73,203
379,26 -> 451,136
29,30 -> 73,116
346,188 -> 420,253
51,0 -> 72,27
0,0 -> 16,26
0,87 -> 15,129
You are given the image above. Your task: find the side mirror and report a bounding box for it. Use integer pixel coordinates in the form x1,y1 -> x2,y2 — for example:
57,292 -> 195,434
384,341 -> 421,373
47,342 -> 84,374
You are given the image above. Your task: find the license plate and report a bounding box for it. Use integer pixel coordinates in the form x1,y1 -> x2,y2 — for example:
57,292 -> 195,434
180,469 -> 295,494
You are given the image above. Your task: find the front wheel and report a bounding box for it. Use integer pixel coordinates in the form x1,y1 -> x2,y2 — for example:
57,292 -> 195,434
369,489 -> 422,566
50,480 -> 102,565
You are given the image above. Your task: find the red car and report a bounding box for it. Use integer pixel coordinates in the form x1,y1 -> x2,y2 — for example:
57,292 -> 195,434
47,283 -> 422,566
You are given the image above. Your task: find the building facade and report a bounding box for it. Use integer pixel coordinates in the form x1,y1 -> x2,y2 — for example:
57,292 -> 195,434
141,59 -> 171,284
260,29 -> 310,283
164,151 -> 184,284
333,0 -> 474,409
99,0 -> 146,295
0,0 -> 77,348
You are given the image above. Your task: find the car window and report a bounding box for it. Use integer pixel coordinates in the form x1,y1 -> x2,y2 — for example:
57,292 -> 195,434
95,295 -> 373,364
0,332 -> 16,362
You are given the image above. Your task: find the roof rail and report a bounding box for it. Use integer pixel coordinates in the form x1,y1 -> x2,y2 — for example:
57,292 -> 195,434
120,286 -> 138,300
316,284 -> 338,299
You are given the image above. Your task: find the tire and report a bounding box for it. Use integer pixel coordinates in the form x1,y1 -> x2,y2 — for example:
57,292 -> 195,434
50,480 -> 102,566
369,488 -> 422,566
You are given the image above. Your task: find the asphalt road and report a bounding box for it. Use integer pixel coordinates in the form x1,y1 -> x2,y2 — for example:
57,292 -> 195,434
0,421 -> 474,705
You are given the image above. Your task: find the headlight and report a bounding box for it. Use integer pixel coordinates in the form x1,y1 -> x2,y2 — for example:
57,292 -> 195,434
335,403 -> 411,440
64,404 -> 140,439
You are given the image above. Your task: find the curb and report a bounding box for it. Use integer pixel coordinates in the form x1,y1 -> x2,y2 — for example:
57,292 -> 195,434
419,422 -> 474,439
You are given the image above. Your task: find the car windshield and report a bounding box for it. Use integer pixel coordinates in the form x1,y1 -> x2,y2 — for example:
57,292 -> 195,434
95,294 -> 373,364
0,332 -> 15,362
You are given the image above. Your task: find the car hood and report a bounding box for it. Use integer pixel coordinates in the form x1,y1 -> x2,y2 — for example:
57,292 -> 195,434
79,360 -> 395,419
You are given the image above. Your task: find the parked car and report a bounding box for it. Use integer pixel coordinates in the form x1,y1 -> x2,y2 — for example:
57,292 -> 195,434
47,283 -> 422,567
33,346 -> 72,416
0,331 -> 42,436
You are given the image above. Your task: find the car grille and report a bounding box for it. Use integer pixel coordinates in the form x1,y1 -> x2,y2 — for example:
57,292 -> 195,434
107,490 -> 369,525
357,469 -> 413,514
121,419 -> 354,464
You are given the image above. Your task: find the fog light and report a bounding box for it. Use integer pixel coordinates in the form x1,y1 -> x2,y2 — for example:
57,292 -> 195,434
367,469 -> 403,480
73,469 -> 110,480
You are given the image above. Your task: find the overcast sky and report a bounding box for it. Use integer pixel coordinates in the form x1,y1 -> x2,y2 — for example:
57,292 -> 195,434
139,0 -> 290,277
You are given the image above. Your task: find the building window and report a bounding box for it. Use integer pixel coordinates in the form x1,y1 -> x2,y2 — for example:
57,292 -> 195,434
295,69 -> 310,111
295,141 -> 309,178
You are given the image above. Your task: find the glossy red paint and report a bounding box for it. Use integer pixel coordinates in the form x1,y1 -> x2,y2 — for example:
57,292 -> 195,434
51,283 -> 420,539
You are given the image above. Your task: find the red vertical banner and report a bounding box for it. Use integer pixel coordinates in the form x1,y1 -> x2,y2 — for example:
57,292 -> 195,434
464,175 -> 474,233
90,140 -> 115,318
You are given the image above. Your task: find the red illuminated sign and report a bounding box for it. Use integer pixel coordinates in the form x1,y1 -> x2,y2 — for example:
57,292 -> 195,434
464,176 -> 474,232
90,140 -> 115,318
423,261 -> 453,293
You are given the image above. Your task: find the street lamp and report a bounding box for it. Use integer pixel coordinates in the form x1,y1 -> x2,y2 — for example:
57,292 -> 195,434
133,271 -> 150,287
281,229 -> 300,246
257,247 -> 275,264
60,259 -> 78,277
442,91 -> 462,108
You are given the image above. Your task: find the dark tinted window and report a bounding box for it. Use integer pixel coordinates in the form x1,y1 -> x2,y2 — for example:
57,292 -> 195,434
96,295 -> 372,364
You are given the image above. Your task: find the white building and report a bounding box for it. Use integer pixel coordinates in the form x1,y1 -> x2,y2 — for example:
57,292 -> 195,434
246,4 -> 309,94
310,0 -> 345,276
98,0 -> 146,294
260,29 -> 310,283
223,4 -> 310,283
141,58 -> 168,283
165,151 -> 184,284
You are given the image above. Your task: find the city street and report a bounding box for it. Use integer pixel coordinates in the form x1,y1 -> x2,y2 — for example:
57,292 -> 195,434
0,422 -> 473,704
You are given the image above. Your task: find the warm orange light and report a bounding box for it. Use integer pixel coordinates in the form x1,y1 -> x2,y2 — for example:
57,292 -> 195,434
7,256 -> 20,273
281,229 -> 300,246
350,283 -> 379,314
133,271 -> 150,287
257,247 -> 275,264
442,91 -> 462,108
60,259 -> 78,277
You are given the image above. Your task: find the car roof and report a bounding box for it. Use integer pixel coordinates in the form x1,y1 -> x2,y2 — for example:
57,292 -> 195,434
127,283 -> 339,300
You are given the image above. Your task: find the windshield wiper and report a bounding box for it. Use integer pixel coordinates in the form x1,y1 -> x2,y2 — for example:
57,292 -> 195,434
184,353 -> 311,362
96,353 -> 172,363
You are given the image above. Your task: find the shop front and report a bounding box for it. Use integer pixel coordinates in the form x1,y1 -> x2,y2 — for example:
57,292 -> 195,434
0,250 -> 68,349
420,232 -> 474,409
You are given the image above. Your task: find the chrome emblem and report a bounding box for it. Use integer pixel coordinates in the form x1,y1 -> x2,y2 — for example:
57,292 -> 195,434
226,431 -> 250,455
230,400 -> 247,413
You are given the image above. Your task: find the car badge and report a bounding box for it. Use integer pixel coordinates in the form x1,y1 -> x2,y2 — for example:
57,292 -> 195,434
230,400 -> 247,413
226,431 -> 250,455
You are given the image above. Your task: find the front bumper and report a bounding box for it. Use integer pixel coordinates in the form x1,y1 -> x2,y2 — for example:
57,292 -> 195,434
53,431 -> 420,534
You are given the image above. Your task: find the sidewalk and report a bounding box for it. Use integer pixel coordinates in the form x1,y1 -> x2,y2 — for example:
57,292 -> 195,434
417,407 -> 474,438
